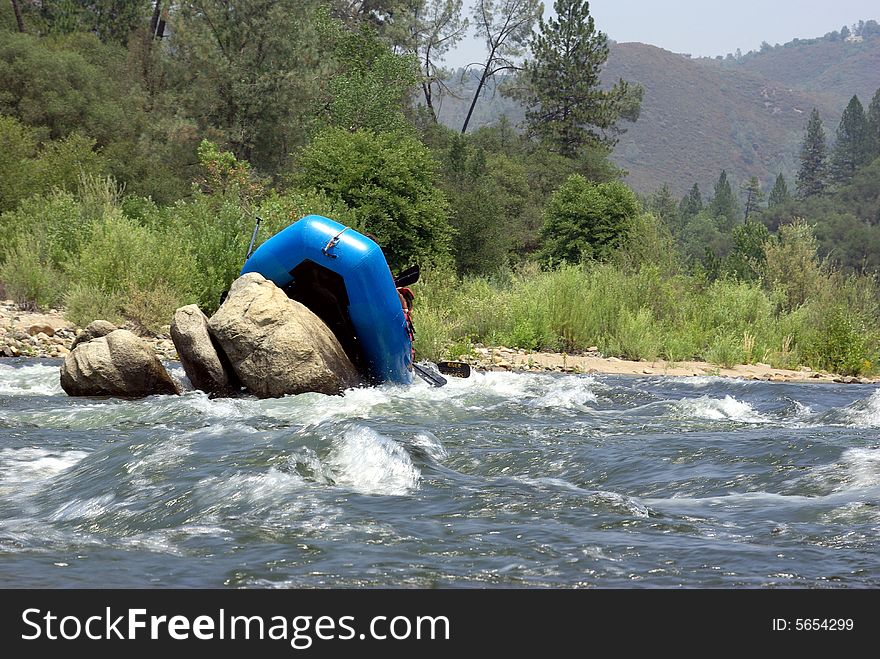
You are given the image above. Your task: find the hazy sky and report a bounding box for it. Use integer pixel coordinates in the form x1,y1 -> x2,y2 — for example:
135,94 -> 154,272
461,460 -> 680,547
444,0 -> 879,67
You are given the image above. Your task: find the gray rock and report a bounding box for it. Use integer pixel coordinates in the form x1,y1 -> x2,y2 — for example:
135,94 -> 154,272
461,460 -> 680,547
208,273 -> 360,398
171,304 -> 239,396
71,320 -> 118,350
60,329 -> 180,397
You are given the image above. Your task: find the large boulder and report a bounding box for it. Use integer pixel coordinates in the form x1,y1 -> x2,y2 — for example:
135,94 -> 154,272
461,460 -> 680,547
60,329 -> 180,397
208,273 -> 360,397
71,319 -> 118,350
170,304 -> 239,396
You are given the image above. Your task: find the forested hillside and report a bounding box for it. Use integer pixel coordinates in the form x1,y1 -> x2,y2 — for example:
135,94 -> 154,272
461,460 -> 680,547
437,24 -> 880,197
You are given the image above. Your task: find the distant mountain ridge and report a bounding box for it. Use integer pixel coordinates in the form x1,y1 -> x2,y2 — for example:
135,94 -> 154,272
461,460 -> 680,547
436,23 -> 880,198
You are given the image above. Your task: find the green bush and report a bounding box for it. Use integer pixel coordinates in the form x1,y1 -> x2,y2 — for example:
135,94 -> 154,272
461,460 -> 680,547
67,211 -> 198,330
541,175 -> 640,263
296,127 -> 454,272
817,308 -> 871,376
0,235 -> 66,309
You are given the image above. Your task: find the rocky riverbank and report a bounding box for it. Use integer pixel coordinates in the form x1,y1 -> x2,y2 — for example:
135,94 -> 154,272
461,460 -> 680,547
0,300 -> 177,361
461,345 -> 877,384
2,299 -> 875,384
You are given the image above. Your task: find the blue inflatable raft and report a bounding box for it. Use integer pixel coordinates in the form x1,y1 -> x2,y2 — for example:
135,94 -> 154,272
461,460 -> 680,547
240,215 -> 413,385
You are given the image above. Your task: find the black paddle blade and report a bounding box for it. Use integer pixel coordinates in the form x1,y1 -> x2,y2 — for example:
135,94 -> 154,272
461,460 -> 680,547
413,363 -> 446,387
437,361 -> 471,378
394,264 -> 420,288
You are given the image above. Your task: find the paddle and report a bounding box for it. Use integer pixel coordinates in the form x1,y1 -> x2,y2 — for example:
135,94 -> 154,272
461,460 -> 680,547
394,264 -> 420,288
437,361 -> 471,378
413,362 -> 447,387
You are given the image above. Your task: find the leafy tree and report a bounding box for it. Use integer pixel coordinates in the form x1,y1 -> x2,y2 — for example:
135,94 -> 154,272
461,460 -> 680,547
296,127 -> 454,271
726,219 -> 769,281
540,174 -> 639,263
322,17 -> 420,134
767,173 -> 790,208
516,0 -> 642,157
865,87 -> 880,163
679,210 -> 731,270
678,183 -> 703,222
742,175 -> 764,219
708,169 -> 740,229
0,32 -> 131,144
796,108 -> 828,198
460,0 -> 540,134
830,94 -> 869,186
169,0 -> 323,172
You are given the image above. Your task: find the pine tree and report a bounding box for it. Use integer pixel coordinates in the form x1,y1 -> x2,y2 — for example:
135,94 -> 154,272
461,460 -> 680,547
648,183 -> 679,229
796,108 -> 828,198
709,170 -> 740,229
866,87 -> 880,163
830,95 -> 869,185
767,173 -> 791,207
742,175 -> 764,219
678,183 -> 702,221
516,0 -> 642,157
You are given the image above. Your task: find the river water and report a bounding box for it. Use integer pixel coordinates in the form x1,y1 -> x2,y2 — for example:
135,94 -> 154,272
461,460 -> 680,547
1,358 -> 878,588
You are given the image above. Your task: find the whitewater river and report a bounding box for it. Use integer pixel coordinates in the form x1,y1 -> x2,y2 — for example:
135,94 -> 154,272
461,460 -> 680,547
1,358 -> 878,588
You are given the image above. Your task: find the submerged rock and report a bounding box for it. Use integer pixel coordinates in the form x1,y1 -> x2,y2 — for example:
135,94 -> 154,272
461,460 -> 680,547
208,273 -> 360,398
171,304 -> 239,396
60,329 -> 180,397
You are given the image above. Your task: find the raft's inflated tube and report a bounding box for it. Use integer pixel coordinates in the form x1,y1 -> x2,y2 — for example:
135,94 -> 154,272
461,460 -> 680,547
241,215 -> 413,385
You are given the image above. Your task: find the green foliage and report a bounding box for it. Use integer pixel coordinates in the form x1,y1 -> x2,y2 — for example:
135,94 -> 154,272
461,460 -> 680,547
830,94 -> 870,186
767,173 -> 791,207
796,108 -> 828,198
67,211 -> 198,331
867,88 -> 880,162
817,307 -> 870,376
725,219 -> 769,281
615,212 -> 679,275
647,184 -> 680,234
517,0 -> 642,156
169,0 -> 323,171
296,127 -> 453,271
742,175 -> 764,219
321,16 -> 420,134
708,169 -> 740,229
0,115 -> 107,212
0,32 -> 132,144
541,175 -> 640,263
0,234 -> 67,309
678,183 -> 703,223
412,259 -> 880,374
762,219 -> 826,310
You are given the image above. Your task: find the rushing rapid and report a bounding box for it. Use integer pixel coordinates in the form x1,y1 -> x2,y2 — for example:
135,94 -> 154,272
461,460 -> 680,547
1,358 -> 878,588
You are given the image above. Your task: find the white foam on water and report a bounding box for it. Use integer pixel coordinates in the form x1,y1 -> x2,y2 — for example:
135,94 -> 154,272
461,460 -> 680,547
523,476 -> 650,517
327,426 -> 420,496
48,493 -> 118,522
410,432 -> 448,463
124,436 -> 194,479
0,447 -> 88,497
840,390 -> 880,428
835,448 -> 880,490
197,468 -> 309,515
0,363 -> 63,396
533,377 -> 598,409
675,395 -> 768,423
